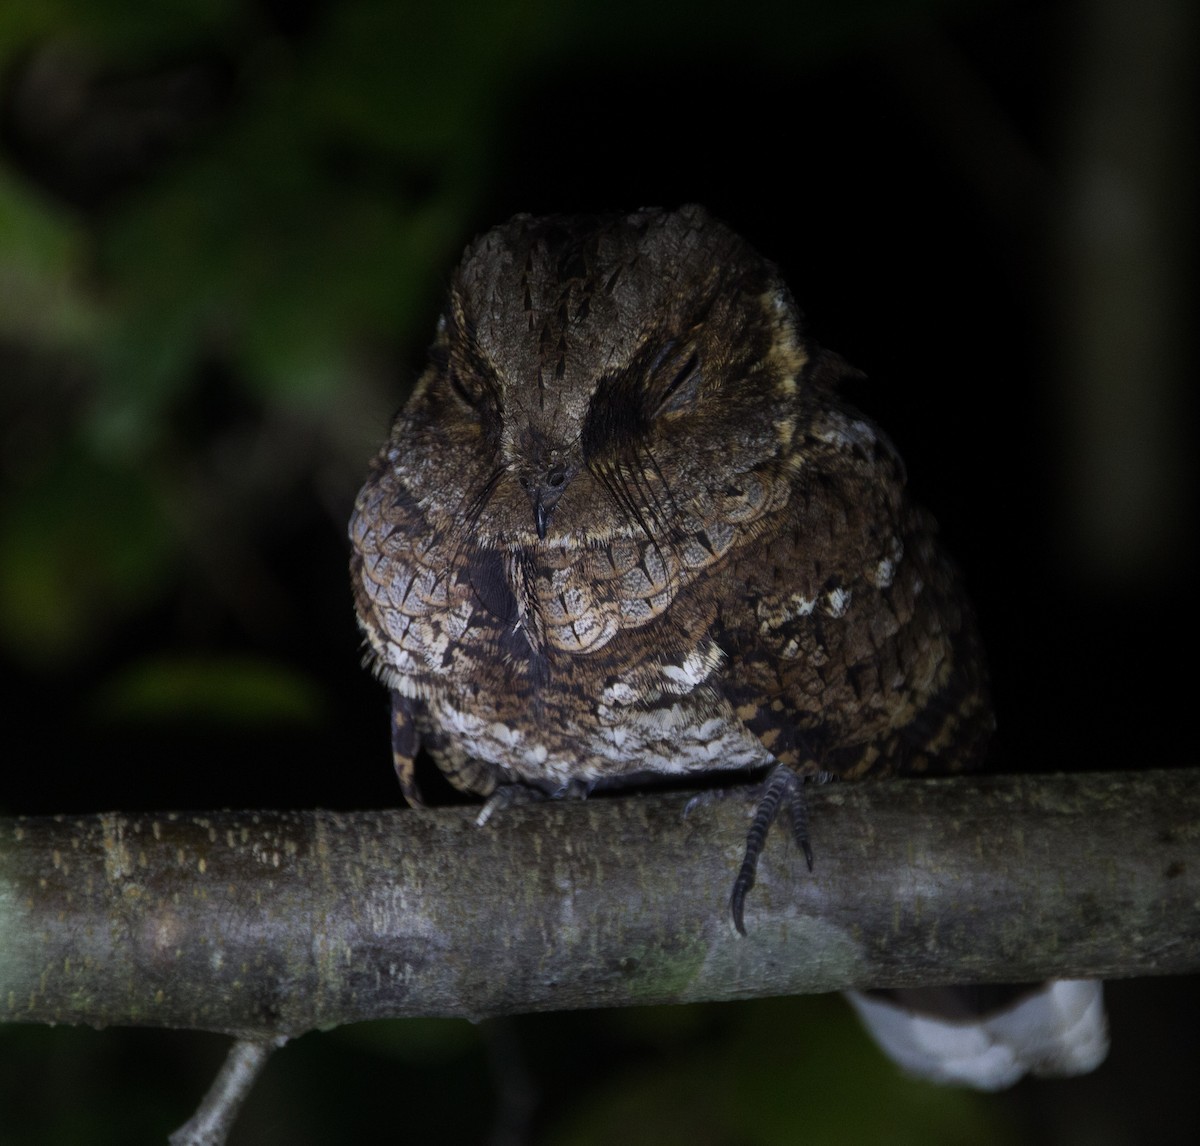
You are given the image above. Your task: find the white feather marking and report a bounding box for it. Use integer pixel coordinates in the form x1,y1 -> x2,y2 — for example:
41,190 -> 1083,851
844,980 -> 1108,1090
825,587 -> 852,617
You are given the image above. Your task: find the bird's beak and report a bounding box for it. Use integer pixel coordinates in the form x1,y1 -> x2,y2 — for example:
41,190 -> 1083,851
525,468 -> 571,540
534,493 -> 551,540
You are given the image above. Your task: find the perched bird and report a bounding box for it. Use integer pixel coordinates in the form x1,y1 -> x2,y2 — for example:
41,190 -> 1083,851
349,205 -> 1106,1086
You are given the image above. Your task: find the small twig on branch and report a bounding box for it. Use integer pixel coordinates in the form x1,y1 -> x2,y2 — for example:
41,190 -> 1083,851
1,770 -> 1197,1042
168,1037 -> 282,1146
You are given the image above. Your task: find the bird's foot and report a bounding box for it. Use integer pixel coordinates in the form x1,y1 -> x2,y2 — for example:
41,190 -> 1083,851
730,764 -> 814,935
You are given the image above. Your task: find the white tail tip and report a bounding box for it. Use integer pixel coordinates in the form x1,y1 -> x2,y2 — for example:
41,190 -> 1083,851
845,979 -> 1109,1090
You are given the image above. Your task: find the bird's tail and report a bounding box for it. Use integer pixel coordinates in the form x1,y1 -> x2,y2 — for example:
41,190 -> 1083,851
844,979 -> 1109,1090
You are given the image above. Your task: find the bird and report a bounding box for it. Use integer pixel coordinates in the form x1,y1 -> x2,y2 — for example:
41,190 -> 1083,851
348,204 -> 1106,1087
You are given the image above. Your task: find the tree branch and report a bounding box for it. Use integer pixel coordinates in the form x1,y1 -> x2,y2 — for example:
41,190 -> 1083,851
2,770 -> 1197,1040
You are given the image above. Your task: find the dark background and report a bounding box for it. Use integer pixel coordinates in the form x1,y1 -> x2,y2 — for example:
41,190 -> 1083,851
1,0 -> 1195,1142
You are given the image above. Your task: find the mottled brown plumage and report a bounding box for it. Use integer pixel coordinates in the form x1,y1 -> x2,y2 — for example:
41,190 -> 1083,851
349,205 -> 993,931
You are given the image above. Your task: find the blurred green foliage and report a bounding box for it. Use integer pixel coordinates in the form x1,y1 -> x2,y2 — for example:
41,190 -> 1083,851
0,1 -> 515,422
89,651 -> 327,724
0,164 -> 94,344
544,996 -> 1014,1146
0,0 -> 570,675
0,444 -> 173,661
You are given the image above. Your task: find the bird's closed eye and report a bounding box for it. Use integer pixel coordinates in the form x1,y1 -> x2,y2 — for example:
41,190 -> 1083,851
580,347 -> 705,464
581,374 -> 653,462
652,349 -> 702,416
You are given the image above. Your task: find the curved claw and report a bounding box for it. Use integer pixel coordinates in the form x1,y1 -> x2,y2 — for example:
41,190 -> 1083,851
730,765 -> 812,934
730,858 -> 756,937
